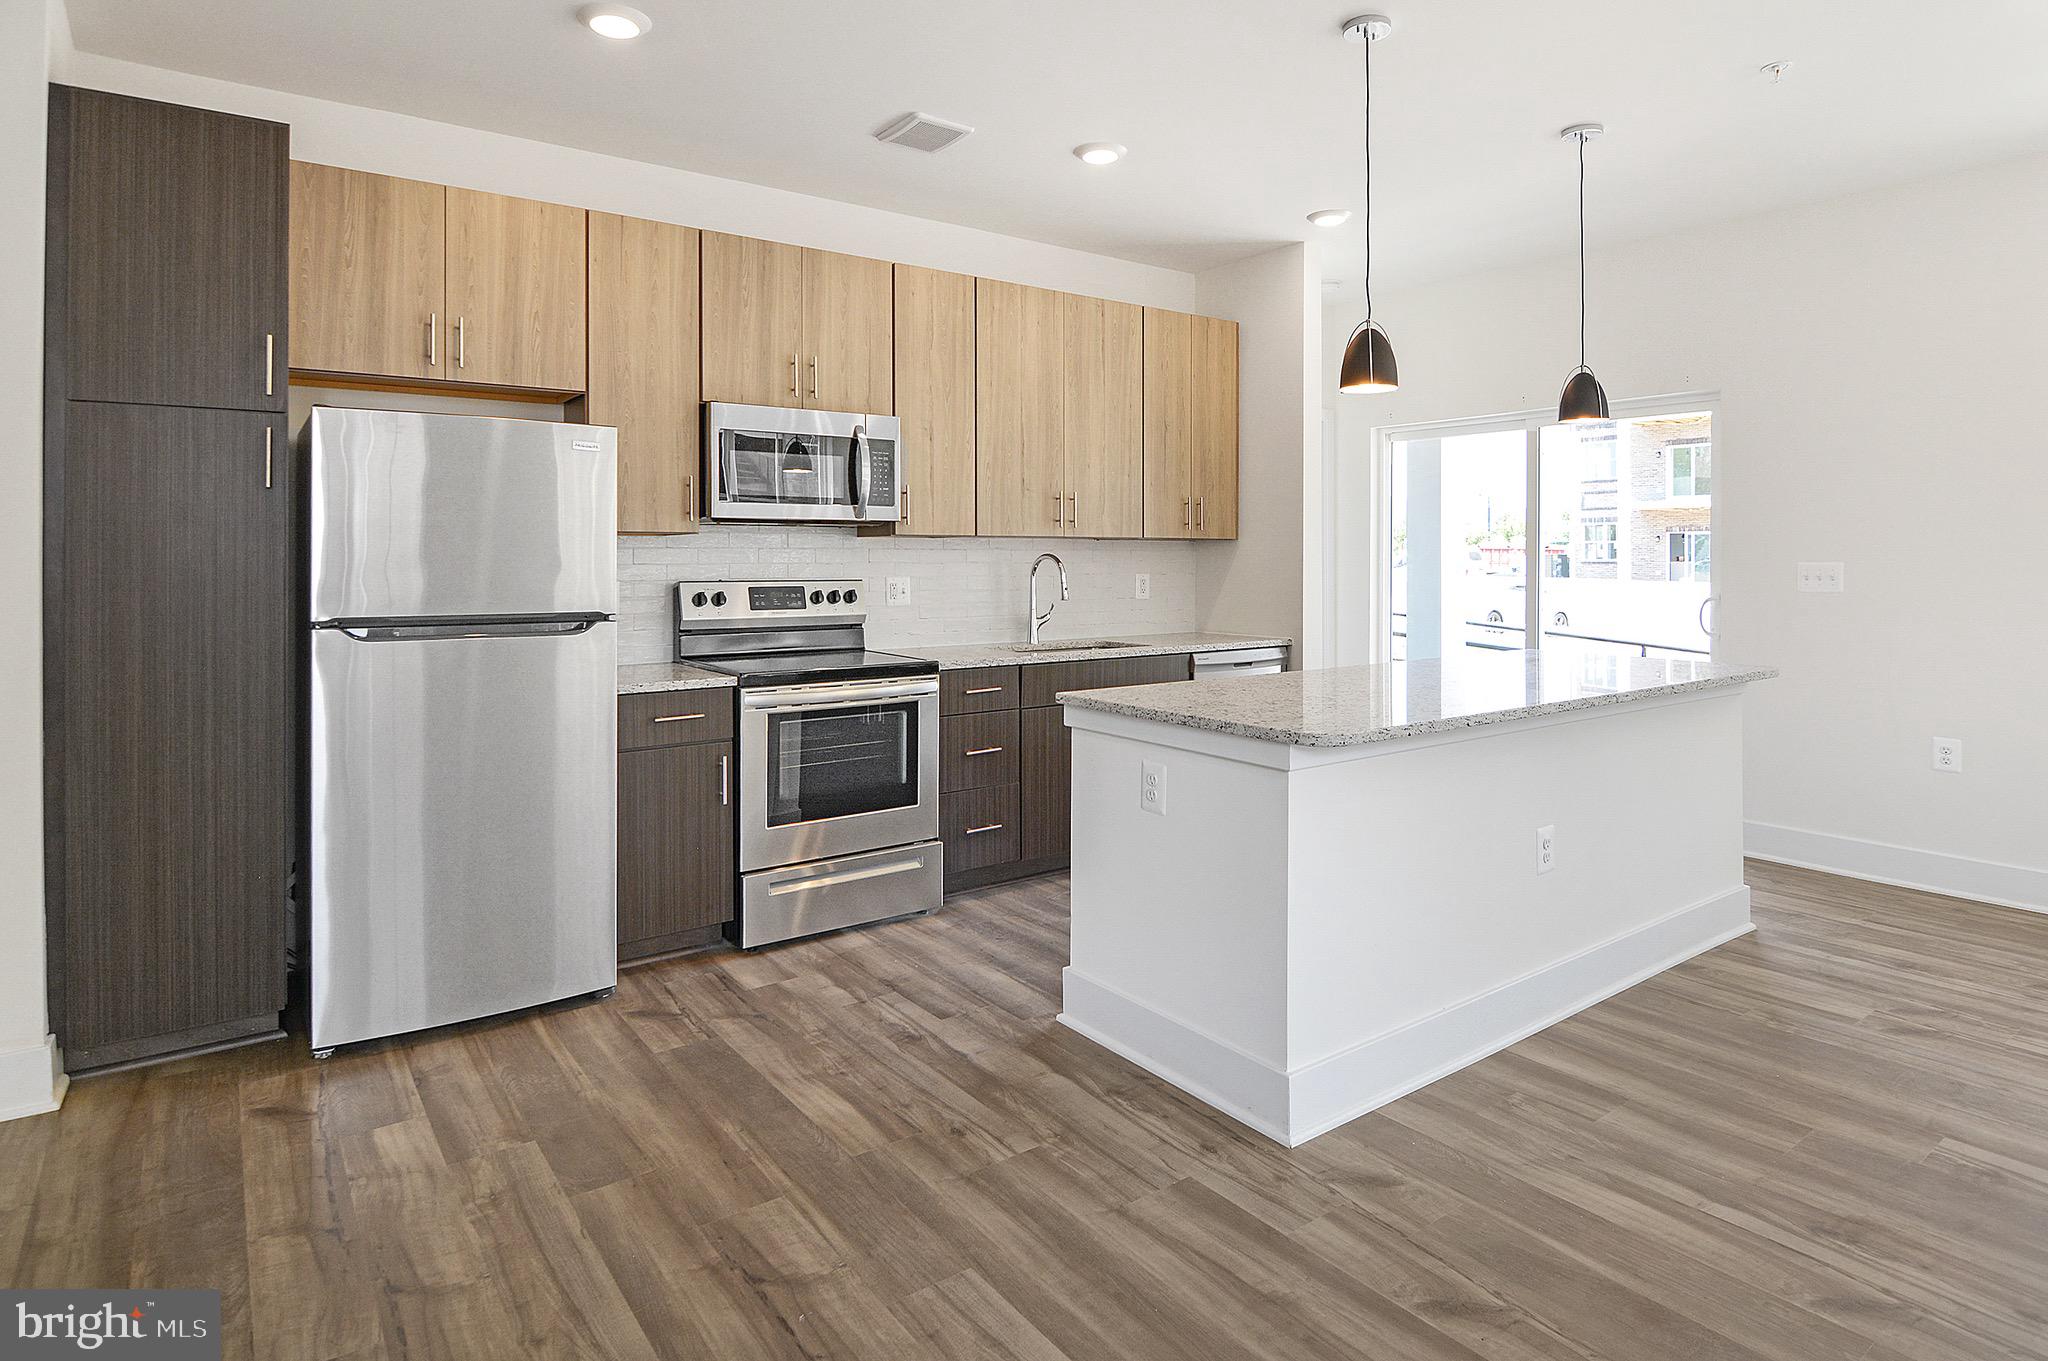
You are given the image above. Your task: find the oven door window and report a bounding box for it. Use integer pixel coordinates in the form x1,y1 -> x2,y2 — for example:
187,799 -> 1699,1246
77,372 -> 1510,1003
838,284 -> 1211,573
722,431 -> 855,509
765,700 -> 920,826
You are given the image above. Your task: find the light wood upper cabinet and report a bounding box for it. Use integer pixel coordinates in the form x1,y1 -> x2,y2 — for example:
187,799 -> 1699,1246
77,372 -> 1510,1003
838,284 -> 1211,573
290,163 -> 445,381
894,266 -> 976,536
445,187 -> 587,392
700,231 -> 803,407
802,249 -> 894,414
1192,314 -> 1240,539
586,212 -> 700,535
1142,307 -> 1196,538
701,232 -> 894,413
289,163 -> 585,392
1062,294 -> 1144,539
976,279 -> 1065,537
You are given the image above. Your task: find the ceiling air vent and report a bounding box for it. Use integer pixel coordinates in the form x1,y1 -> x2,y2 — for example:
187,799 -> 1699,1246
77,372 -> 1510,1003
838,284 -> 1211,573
874,112 -> 974,154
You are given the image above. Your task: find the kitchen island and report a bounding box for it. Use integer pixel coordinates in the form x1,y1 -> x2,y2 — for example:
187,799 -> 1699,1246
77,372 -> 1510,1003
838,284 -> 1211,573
1057,649 -> 1776,1146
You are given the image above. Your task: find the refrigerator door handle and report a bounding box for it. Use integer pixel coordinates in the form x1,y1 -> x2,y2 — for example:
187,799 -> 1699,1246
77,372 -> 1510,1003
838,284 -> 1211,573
329,616 -> 607,642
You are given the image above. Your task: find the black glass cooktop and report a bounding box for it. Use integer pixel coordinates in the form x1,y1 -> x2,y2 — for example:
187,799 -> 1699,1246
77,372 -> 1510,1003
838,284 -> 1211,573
688,649 -> 939,688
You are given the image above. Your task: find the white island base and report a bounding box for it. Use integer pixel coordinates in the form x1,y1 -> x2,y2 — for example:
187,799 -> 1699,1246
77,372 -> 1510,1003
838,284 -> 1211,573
1058,655 -> 1771,1147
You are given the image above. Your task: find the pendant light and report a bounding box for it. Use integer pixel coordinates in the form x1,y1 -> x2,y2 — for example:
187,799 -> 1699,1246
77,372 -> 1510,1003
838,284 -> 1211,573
1338,14 -> 1398,394
1557,123 -> 1609,422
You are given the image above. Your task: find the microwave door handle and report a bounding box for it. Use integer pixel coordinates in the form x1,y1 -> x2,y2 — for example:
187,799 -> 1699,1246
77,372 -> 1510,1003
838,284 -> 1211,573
849,424 -> 867,520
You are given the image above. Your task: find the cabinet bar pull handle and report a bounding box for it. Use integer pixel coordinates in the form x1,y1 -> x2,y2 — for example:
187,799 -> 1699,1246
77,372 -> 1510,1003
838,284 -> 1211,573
903,488 -> 910,526
264,426 -> 273,489
652,713 -> 707,723
720,754 -> 729,806
1054,492 -> 1064,528
1069,492 -> 1077,529
1183,495 -> 1191,528
809,355 -> 818,398
428,312 -> 438,367
264,333 -> 275,396
685,474 -> 695,523
963,685 -> 1004,695
964,746 -> 1004,757
456,316 -> 466,369
1198,496 -> 1205,530
964,822 -> 1005,835
790,355 -> 798,395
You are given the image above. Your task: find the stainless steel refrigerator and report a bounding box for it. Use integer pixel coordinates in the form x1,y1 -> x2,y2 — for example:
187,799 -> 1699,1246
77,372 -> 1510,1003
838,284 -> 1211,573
306,407 -> 618,1054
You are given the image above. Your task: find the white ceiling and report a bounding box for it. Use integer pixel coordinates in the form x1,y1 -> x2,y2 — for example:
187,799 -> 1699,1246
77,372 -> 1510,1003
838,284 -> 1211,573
63,0 -> 2048,292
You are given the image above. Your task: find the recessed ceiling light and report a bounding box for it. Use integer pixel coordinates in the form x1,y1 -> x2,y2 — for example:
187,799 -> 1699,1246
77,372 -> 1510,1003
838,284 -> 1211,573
578,4 -> 652,40
1073,142 -> 1127,167
1307,208 -> 1352,228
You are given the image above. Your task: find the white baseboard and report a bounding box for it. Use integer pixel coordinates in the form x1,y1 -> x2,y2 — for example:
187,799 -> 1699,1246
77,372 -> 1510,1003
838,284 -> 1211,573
1061,885 -> 1752,1147
0,1034 -> 67,1124
1745,821 -> 2048,916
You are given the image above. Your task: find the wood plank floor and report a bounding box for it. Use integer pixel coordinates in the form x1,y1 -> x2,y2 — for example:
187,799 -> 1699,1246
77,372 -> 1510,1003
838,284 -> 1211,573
6,860 -> 2048,1360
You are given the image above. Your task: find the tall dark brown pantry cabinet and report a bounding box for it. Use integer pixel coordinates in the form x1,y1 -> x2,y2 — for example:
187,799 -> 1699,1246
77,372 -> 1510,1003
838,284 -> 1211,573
44,87 -> 292,1072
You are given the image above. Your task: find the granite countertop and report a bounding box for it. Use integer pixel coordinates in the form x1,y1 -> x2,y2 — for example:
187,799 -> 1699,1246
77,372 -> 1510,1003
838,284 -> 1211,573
896,632 -> 1292,670
618,663 -> 737,694
1059,650 -> 1777,747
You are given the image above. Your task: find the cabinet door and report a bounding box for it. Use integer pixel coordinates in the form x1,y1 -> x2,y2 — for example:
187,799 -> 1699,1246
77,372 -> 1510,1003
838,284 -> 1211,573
444,187 -> 588,391
56,403 -> 290,1057
589,212 -> 701,534
289,162 -> 446,381
55,87 -> 287,412
618,741 -> 735,953
801,248 -> 894,414
1193,314 -> 1240,540
1062,294 -> 1144,538
975,279 -> 1066,537
1142,307 -> 1195,538
1019,706 -> 1071,862
892,265 -> 976,535
701,231 -> 804,406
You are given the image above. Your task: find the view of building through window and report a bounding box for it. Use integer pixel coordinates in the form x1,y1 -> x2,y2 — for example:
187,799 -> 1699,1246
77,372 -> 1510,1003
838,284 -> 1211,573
1389,410 -> 1714,661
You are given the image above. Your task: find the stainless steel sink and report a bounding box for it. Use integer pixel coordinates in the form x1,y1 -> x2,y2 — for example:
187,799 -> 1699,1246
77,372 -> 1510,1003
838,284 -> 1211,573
1003,639 -> 1136,653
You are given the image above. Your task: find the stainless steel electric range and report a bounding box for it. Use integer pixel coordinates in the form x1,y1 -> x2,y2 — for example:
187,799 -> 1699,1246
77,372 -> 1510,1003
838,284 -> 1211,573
676,580 -> 942,947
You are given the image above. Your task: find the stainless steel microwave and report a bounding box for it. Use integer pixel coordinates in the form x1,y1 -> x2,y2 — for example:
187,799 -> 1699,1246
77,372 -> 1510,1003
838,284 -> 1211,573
704,402 -> 902,524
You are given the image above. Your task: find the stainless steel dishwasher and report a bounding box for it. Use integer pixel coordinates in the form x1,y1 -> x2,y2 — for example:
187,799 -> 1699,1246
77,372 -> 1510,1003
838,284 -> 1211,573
1191,645 -> 1289,679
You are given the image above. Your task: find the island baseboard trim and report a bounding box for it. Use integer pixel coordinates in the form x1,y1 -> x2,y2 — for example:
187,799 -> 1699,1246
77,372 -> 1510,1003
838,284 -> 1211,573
0,1034 -> 67,1125
1061,886 -> 1752,1147
1745,821 -> 2047,915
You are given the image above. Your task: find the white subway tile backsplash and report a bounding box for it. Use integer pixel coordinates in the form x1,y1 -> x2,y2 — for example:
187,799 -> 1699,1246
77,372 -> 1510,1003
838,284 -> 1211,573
616,525 -> 1208,663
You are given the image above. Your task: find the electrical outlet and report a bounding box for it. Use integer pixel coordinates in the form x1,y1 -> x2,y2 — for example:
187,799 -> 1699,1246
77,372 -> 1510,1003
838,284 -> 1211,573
887,576 -> 912,605
1140,760 -> 1166,815
1134,573 -> 1152,601
1536,824 -> 1556,875
1797,562 -> 1845,593
1932,737 -> 1963,773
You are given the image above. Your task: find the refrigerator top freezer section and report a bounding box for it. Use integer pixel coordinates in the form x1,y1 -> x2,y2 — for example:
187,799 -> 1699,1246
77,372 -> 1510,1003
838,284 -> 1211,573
308,407 -> 618,623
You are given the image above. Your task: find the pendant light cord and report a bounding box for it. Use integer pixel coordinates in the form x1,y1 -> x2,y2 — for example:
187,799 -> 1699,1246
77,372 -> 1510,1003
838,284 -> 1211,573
1363,31 -> 1374,325
1577,132 -> 1587,371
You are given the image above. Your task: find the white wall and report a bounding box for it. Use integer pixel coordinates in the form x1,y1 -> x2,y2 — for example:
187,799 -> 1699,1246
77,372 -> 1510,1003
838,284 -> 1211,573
1327,151 -> 2048,909
1196,243 -> 1324,664
0,0 -> 64,1120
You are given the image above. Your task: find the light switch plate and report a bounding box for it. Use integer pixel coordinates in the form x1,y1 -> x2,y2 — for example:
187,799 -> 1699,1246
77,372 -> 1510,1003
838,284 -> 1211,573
1797,562 -> 1845,593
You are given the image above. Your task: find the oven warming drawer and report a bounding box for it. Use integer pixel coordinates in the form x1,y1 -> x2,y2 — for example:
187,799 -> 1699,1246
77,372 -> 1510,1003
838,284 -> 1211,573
739,840 -> 943,948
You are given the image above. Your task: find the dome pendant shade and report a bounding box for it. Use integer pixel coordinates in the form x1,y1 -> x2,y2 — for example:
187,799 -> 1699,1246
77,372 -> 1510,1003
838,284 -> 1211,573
1339,321 -> 1400,394
1557,367 -> 1610,423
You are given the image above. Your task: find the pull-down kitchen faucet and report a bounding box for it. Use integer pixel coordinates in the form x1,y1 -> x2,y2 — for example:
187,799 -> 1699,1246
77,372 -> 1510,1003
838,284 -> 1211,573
1028,553 -> 1069,644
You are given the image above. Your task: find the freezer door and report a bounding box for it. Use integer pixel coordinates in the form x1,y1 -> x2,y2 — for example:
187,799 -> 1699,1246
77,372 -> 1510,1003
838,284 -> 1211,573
310,621 -> 618,1050
308,407 -> 617,621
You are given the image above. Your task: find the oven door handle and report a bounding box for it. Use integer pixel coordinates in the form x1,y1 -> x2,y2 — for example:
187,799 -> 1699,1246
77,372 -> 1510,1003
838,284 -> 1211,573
742,678 -> 939,710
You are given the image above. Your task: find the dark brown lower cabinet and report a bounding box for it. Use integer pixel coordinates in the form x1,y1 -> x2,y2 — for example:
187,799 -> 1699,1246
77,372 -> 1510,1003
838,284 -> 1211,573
49,402 -> 291,1069
617,735 -> 735,961
941,784 -> 1021,873
1019,706 -> 1071,862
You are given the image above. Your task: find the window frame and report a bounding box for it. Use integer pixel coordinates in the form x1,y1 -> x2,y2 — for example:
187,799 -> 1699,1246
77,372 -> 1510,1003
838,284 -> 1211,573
1667,439 -> 1712,501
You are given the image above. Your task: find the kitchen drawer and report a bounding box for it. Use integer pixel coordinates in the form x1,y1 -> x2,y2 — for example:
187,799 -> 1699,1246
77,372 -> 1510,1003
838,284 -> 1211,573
941,785 -> 1020,873
1020,653 -> 1192,708
941,665 -> 1021,714
619,691 -> 735,750
941,710 -> 1020,793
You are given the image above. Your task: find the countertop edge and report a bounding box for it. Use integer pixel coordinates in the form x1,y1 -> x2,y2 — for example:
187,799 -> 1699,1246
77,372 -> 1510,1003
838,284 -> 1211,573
898,634 -> 1293,670
1060,666 -> 1779,747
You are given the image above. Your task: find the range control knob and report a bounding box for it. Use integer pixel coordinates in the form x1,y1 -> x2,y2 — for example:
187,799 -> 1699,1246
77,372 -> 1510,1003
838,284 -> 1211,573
690,591 -> 709,608
809,590 -> 825,605
843,588 -> 859,604
709,591 -> 728,607
826,589 -> 842,604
